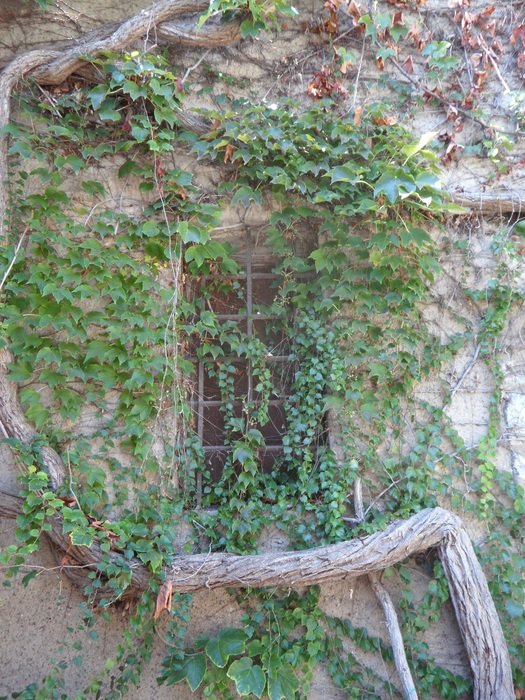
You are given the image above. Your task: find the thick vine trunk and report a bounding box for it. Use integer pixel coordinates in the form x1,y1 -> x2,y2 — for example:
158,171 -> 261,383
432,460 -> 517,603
0,4 -> 517,699
0,491 -> 515,700
439,528 -> 515,700
450,191 -> 524,214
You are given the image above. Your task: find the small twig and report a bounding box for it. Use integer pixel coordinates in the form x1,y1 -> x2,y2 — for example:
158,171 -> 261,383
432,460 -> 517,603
172,544 -> 213,583
369,573 -> 419,700
0,227 -> 27,293
353,477 -> 419,700
352,33 -> 366,109
478,33 -> 511,95
66,449 -> 82,510
36,84 -> 62,118
485,51 -> 510,94
450,343 -> 481,397
181,48 -> 211,84
463,44 -> 474,88
363,477 -> 405,518
353,476 -> 365,521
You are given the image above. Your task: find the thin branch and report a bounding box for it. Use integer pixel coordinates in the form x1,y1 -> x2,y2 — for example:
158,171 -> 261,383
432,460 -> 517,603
369,573 -> 419,700
0,226 -> 27,293
352,33 -> 366,109
388,54 -> 519,138
450,343 -> 481,397
354,478 -> 419,700
181,48 -> 211,84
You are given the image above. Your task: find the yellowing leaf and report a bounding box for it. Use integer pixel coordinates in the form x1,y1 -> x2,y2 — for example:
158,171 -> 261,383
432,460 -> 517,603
402,131 -> 438,163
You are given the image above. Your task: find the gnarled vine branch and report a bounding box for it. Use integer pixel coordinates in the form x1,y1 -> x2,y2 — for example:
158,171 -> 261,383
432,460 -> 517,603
0,488 -> 515,700
0,3 -> 517,700
0,0 -> 242,239
0,368 -> 517,697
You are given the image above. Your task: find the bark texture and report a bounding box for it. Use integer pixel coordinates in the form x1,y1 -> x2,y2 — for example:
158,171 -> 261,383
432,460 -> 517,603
0,492 -> 516,699
0,3 -> 517,699
439,527 -> 515,700
450,190 -> 524,214
354,477 -> 419,700
369,572 -> 419,700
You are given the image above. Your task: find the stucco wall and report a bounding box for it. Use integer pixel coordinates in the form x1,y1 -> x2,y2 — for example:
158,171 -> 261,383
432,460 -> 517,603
1,1 -> 524,698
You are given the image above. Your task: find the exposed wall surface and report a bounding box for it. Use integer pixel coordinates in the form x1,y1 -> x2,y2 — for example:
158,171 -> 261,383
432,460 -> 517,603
0,1 -> 524,698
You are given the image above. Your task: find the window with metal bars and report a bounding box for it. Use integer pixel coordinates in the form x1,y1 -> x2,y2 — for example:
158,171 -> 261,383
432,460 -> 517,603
187,227 -> 308,482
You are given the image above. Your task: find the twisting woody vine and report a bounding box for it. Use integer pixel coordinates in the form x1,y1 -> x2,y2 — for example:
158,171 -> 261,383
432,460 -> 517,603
0,1 -> 523,699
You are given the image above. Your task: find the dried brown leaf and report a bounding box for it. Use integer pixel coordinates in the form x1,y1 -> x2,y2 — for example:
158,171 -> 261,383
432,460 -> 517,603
392,11 -> 404,26
470,52 -> 482,67
224,143 -> 235,163
511,25 -> 525,46
154,581 -> 173,620
402,55 -> 414,74
373,115 -> 397,126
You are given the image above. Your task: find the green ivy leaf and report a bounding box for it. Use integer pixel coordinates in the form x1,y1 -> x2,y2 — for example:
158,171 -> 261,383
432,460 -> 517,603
329,164 -> 361,184
88,84 -> 109,110
400,227 -> 432,247
141,221 -> 160,237
21,569 -> 39,587
122,79 -> 147,101
505,600 -> 524,618
232,446 -> 254,464
373,173 -> 400,204
368,362 -> 388,380
227,657 -> 266,698
184,653 -> 207,691
118,160 -> 137,177
205,628 -> 247,667
81,180 -> 106,196
402,131 -> 437,162
97,98 -> 121,122
131,123 -> 150,142
177,221 -> 209,245
268,661 -> 299,700
69,527 -> 94,548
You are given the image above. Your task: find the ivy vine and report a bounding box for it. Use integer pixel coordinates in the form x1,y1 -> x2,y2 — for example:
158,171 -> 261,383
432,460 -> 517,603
0,7 -> 524,697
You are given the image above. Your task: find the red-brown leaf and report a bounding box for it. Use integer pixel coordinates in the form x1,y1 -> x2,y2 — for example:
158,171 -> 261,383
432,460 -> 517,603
402,55 -> 414,74
224,144 -> 235,163
511,25 -> 525,46
392,11 -> 404,26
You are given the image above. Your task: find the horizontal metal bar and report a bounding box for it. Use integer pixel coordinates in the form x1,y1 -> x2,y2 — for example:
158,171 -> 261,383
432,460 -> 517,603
187,355 -> 291,362
189,399 -> 287,406
202,445 -> 284,451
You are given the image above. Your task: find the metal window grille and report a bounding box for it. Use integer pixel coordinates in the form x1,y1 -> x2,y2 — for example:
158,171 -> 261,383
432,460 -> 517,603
188,227 -> 294,483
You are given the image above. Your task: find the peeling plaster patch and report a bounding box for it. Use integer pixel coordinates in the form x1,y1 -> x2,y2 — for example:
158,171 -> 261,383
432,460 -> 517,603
446,391 -> 491,448
503,391 -> 525,483
504,391 -> 525,433
511,453 -> 525,483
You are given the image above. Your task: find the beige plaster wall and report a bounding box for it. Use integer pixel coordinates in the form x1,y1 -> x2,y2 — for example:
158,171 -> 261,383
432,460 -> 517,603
1,1 -> 524,698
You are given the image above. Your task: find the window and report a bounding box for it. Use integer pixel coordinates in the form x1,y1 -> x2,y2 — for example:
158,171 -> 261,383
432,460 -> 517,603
188,227 -> 293,483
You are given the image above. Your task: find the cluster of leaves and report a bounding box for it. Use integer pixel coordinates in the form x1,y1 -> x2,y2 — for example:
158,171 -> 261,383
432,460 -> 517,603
1,40 -> 524,699
159,588 -> 323,699
307,0 -> 522,170
197,0 -> 299,38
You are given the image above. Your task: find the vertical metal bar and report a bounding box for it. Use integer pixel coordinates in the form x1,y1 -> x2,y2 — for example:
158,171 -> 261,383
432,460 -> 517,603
196,325 -> 204,506
246,227 -> 253,406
